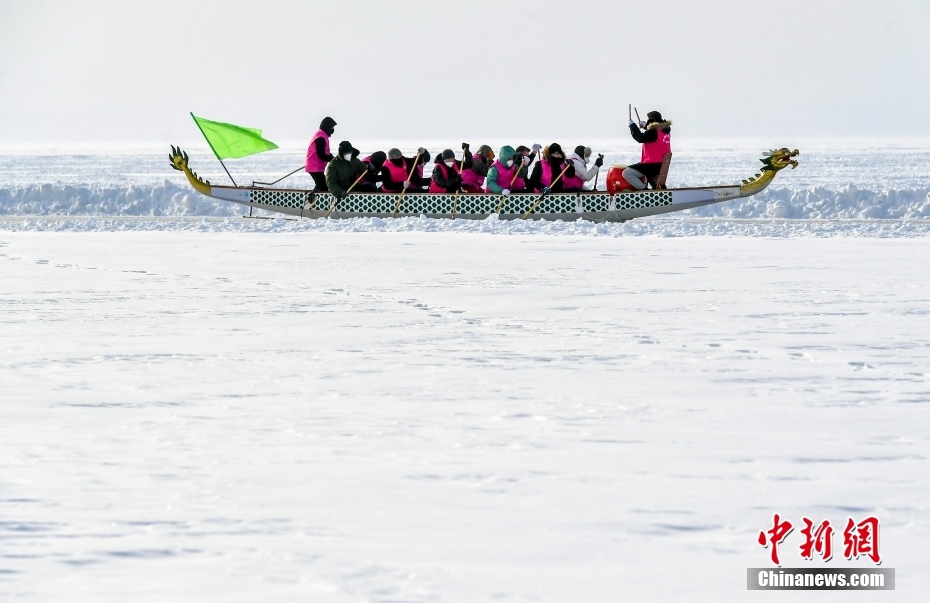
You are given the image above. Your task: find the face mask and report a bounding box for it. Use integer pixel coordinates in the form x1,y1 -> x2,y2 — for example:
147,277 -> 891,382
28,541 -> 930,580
444,160 -> 455,168
505,159 -> 514,168
342,153 -> 352,161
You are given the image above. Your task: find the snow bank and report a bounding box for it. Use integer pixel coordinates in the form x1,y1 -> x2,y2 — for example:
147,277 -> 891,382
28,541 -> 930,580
2,182 -> 930,221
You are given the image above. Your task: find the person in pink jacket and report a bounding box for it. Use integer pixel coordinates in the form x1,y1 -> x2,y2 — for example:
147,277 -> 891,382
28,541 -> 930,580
623,110 -> 671,190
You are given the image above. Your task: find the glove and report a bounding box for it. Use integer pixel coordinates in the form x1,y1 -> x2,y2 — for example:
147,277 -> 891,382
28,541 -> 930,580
417,147 -> 426,155
502,189 -> 510,196
594,155 -> 604,167
541,186 -> 551,195
403,180 -> 410,189
532,143 -> 541,152
639,120 -> 647,128
335,191 -> 346,200
462,142 -> 469,151
522,156 -> 530,166
628,119 -> 635,126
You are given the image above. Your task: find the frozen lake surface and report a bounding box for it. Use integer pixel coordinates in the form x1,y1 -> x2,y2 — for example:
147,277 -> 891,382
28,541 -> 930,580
2,232 -> 928,601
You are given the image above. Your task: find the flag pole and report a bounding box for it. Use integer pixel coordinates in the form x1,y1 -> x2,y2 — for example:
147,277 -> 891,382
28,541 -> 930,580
190,112 -> 238,187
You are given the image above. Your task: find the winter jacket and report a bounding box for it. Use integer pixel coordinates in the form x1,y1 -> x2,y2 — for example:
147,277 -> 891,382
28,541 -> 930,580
325,156 -> 368,198
430,162 -> 462,193
567,153 -> 600,187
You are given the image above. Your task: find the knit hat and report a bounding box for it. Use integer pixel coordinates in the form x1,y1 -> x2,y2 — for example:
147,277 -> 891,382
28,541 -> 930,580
337,141 -> 354,155
573,145 -> 586,157
419,149 -> 431,164
441,149 -> 456,160
477,144 -> 493,157
646,111 -> 663,122
498,145 -> 516,162
515,145 -> 530,154
387,148 -> 403,160
548,143 -> 564,157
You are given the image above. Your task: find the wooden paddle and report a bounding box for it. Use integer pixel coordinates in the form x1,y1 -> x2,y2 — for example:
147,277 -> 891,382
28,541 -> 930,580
522,161 -> 571,219
391,150 -> 423,217
324,170 -> 368,218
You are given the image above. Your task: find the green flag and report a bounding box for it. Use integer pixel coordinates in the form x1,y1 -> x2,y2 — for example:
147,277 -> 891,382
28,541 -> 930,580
191,113 -> 279,160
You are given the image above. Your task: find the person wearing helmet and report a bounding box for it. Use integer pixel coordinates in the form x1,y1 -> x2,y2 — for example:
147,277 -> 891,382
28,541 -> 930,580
305,116 -> 337,191
381,147 -> 431,193
624,110 -> 672,190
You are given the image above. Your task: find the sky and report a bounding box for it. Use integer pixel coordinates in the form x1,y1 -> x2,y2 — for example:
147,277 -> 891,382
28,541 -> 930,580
1,0 -> 929,146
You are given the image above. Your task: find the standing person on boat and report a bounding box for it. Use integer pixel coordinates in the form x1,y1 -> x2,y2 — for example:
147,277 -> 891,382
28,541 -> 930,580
429,145 -> 472,193
325,141 -> 378,199
486,146 -> 523,195
527,143 -> 575,193
460,144 -> 494,193
305,116 -> 337,191
624,111 -> 672,189
381,148 -> 431,193
564,146 -> 604,191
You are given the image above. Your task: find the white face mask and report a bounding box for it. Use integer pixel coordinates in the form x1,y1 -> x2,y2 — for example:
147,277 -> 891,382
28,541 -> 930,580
342,153 -> 352,161
444,160 -> 455,168
505,159 -> 514,168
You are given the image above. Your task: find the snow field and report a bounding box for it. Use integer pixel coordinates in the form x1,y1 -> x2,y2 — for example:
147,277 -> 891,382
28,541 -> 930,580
1,232 -> 928,601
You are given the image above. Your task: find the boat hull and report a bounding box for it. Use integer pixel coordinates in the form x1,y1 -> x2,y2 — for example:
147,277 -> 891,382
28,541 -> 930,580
209,186 -> 742,222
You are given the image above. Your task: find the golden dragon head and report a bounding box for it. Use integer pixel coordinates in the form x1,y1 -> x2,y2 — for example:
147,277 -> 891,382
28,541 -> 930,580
740,148 -> 800,195
168,145 -> 211,195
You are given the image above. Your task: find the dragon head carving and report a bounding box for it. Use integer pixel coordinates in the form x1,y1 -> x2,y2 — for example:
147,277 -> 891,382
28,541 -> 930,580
740,148 -> 800,194
760,148 -> 800,172
168,145 -> 212,195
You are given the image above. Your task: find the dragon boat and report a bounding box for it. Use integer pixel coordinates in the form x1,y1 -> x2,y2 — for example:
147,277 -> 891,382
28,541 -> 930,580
168,146 -> 799,222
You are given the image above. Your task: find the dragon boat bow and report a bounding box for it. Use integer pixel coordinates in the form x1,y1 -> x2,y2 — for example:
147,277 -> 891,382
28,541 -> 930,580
169,147 -> 799,222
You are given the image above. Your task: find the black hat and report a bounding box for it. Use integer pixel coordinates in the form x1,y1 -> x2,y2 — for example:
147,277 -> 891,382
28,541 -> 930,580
368,151 -> 386,168
646,111 -> 663,122
573,145 -> 586,157
337,140 -> 354,155
548,143 -> 564,156
420,149 -> 431,164
320,116 -> 337,135
441,149 -> 455,160
515,145 -> 530,154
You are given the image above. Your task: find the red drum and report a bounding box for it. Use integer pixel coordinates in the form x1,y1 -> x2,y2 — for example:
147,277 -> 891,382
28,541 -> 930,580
606,165 -> 634,195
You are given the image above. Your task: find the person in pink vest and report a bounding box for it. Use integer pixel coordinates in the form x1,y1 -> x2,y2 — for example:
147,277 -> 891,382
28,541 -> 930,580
460,144 -> 494,193
623,110 -> 672,190
526,143 -> 575,193
381,147 -> 431,193
486,146 -> 522,195
564,145 -> 604,192
305,116 -> 337,191
429,145 -> 472,193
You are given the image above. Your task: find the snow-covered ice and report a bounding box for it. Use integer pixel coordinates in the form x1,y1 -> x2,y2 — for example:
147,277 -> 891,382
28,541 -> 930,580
2,232 -> 928,601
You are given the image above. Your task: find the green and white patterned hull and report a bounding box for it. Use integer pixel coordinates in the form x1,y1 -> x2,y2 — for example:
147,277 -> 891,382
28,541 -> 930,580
209,186 -> 742,222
